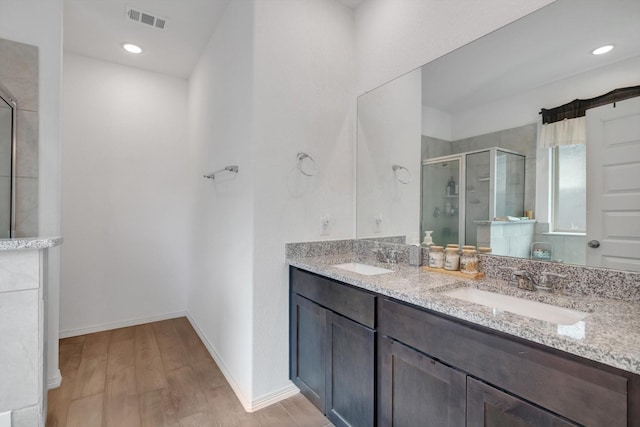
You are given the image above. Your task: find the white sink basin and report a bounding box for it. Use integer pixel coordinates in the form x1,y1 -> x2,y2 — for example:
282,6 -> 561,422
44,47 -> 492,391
442,287 -> 588,325
333,262 -> 394,276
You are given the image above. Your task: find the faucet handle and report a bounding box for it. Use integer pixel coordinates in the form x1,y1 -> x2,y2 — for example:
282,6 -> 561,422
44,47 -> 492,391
375,249 -> 387,263
498,266 -> 518,286
537,271 -> 567,292
388,249 -> 400,264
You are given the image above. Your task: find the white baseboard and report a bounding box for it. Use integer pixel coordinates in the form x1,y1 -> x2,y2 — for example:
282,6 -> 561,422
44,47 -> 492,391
185,314 -> 299,413
47,368 -> 62,390
250,383 -> 300,412
59,311 -> 187,338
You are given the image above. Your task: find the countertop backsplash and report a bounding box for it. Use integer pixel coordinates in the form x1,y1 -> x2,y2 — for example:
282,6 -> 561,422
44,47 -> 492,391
286,239 -> 640,303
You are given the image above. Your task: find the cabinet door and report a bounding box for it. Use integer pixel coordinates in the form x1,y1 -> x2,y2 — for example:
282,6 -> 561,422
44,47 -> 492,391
379,337 -> 466,427
326,312 -> 375,427
467,377 -> 579,427
291,294 -> 327,412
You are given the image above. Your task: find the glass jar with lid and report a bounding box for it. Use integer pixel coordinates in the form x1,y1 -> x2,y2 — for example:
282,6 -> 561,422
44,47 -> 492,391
428,246 -> 445,269
444,247 -> 460,271
460,249 -> 479,275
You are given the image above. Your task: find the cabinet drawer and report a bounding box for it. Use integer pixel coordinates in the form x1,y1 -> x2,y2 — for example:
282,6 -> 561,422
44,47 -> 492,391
379,298 -> 628,427
291,267 -> 376,328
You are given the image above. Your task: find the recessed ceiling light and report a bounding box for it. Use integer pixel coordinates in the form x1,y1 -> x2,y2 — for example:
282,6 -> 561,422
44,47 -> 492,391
592,45 -> 613,55
122,43 -> 143,54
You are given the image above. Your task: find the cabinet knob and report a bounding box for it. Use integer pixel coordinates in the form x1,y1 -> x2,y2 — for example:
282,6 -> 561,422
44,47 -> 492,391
588,240 -> 600,248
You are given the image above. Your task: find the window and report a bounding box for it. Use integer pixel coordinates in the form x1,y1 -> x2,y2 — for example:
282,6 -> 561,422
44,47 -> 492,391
552,144 -> 586,233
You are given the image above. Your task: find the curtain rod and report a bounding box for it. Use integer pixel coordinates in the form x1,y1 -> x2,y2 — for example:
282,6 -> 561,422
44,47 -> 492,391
539,85 -> 640,124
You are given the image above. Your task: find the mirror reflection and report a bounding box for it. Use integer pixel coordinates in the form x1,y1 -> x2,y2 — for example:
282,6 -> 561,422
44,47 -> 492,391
0,86 -> 15,238
356,0 -> 640,271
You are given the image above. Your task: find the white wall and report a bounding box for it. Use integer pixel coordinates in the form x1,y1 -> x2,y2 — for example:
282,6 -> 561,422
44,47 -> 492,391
355,0 -> 556,93
187,0 -> 256,405
422,105 -> 452,141
0,0 -> 63,388
187,0 -> 355,408
252,0 -> 355,401
357,68 -> 421,240
60,53 -> 190,335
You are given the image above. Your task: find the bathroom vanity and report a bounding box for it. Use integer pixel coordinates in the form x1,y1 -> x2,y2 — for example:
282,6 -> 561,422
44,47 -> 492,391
287,243 -> 640,427
0,237 -> 62,427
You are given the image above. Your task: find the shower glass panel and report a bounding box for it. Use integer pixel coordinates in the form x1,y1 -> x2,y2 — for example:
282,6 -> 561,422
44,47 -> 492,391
495,150 -> 525,218
421,147 -> 525,250
421,159 -> 460,247
465,151 -> 491,246
0,87 -> 16,238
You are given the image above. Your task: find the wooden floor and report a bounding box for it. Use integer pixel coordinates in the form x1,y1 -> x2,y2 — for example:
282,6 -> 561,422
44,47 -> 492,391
47,317 -> 333,427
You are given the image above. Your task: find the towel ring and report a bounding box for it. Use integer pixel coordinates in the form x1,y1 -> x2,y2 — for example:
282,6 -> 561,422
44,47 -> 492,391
297,152 -> 317,176
392,164 -> 411,184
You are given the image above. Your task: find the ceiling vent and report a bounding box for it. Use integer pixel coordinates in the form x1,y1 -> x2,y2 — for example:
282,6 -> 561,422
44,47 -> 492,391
126,8 -> 167,30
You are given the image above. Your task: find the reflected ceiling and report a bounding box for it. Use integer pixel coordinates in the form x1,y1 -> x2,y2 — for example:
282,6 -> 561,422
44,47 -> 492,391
422,0 -> 640,114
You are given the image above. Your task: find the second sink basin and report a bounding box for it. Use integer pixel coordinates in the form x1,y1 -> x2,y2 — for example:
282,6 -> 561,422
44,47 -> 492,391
333,262 -> 394,276
442,287 -> 589,325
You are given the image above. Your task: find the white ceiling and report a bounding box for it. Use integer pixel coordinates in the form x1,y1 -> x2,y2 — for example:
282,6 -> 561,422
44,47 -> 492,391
64,0 -> 231,78
421,0 -> 640,113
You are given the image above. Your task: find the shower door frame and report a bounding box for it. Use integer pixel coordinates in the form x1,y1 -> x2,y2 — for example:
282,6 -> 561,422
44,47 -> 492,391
0,84 -> 17,238
422,147 -> 526,247
421,154 -> 466,248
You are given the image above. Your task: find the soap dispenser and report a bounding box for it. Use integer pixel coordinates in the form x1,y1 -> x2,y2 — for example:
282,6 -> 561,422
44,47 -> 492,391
422,230 -> 434,246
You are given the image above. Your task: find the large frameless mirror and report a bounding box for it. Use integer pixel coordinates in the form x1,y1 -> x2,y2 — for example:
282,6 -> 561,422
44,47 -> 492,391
356,0 -> 640,271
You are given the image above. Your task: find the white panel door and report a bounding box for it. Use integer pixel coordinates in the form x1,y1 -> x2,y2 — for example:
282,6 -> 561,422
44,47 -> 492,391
586,97 -> 640,271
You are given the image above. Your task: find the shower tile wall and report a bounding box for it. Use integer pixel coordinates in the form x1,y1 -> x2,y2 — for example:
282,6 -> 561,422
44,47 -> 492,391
0,37 -> 39,237
534,222 -> 586,265
423,123 -> 537,214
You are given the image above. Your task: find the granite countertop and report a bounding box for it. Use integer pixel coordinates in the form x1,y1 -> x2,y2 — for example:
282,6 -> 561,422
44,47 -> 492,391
288,253 -> 640,375
0,236 -> 63,251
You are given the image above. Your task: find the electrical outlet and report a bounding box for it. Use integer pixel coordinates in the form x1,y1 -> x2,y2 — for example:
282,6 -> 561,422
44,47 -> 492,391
374,213 -> 382,233
320,214 -> 330,236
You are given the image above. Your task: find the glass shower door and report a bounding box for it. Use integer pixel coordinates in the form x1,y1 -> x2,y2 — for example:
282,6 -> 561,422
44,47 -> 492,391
421,158 -> 460,247
465,151 -> 491,246
495,150 -> 525,218
0,92 -> 14,238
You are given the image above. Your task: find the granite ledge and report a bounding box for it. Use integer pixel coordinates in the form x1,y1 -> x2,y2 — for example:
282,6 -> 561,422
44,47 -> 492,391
0,236 -> 63,251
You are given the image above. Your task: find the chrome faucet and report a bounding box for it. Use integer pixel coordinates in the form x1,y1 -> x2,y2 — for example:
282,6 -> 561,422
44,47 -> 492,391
512,270 -> 567,292
537,271 -> 568,292
375,248 -> 399,264
513,270 -> 538,291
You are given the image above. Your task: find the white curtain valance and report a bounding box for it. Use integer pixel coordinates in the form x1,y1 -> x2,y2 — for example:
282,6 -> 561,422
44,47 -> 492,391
539,116 -> 586,148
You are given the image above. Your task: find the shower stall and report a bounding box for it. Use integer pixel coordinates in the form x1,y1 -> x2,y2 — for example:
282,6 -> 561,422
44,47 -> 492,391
421,147 -> 526,248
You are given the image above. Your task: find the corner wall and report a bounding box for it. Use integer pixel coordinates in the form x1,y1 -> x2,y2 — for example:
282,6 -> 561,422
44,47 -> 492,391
186,0 -> 256,404
252,0 -> 355,403
60,53 -> 190,335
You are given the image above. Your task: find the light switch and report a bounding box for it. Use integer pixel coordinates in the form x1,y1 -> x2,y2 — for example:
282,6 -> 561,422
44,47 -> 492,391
320,214 -> 330,235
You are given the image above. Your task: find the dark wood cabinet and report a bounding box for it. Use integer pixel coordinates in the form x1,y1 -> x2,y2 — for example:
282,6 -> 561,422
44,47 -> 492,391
290,294 -> 327,411
326,311 -> 375,427
467,377 -> 578,427
290,266 -> 640,427
290,267 -> 376,427
378,297 -> 632,427
378,336 -> 466,427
